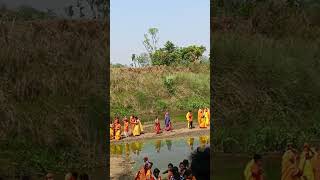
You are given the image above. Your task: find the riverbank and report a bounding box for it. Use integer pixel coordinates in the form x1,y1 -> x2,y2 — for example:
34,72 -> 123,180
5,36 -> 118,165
110,121 -> 210,143
110,157 -> 134,180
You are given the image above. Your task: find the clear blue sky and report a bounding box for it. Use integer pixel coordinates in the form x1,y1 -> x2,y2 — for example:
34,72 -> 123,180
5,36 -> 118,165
111,0 -> 210,65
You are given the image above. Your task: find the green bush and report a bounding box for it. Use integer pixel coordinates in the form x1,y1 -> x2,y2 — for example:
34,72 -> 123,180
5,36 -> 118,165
163,75 -> 176,95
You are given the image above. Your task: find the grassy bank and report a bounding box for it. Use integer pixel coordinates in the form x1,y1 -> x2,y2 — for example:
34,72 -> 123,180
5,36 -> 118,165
0,19 -> 108,177
211,0 -> 320,153
110,65 -> 210,121
212,27 -> 320,153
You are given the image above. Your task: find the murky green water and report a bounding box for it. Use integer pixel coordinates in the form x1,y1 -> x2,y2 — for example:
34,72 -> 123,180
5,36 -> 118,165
110,136 -> 210,173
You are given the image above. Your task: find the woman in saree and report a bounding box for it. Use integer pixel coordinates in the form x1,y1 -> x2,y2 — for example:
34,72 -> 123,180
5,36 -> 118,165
281,149 -> 302,180
114,118 -> 122,140
154,117 -> 162,134
110,123 -> 114,140
299,143 -> 315,180
199,109 -> 207,128
164,112 -> 172,131
197,108 -> 202,126
123,117 -> 129,138
204,108 -> 210,127
132,117 -> 141,136
130,115 -> 136,131
312,147 -> 320,180
186,111 -> 193,129
244,154 -> 264,180
137,117 -> 144,134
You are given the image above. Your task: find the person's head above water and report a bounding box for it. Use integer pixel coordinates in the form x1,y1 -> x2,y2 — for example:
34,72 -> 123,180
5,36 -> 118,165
144,157 -> 148,162
153,168 -> 160,177
183,159 -> 189,168
191,147 -> 210,180
179,162 -> 185,170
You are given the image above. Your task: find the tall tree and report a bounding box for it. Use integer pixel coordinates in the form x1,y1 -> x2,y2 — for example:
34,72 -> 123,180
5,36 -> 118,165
143,28 -> 159,56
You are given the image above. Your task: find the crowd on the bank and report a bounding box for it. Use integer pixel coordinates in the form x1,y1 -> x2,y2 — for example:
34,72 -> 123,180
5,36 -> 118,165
110,108 -> 210,141
244,143 -> 320,180
134,146 -> 210,180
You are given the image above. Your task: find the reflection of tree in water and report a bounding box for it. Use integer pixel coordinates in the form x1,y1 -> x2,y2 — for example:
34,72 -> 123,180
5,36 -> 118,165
187,137 -> 194,151
155,140 -> 161,153
166,140 -> 172,151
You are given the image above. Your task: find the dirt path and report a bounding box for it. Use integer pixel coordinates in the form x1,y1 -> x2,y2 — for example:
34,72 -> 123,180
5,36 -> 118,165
111,121 -> 210,144
110,156 -> 134,180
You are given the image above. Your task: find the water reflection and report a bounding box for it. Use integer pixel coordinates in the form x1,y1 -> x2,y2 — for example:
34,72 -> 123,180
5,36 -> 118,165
155,140 -> 161,153
110,136 -> 210,156
187,137 -> 194,151
199,136 -> 210,149
166,140 -> 172,151
110,136 -> 210,173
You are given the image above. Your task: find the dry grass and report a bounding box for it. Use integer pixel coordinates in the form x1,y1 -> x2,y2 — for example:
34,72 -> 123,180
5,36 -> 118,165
0,18 -> 108,176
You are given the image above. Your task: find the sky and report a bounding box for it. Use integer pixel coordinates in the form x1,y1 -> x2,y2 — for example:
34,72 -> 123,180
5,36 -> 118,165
111,0 -> 210,65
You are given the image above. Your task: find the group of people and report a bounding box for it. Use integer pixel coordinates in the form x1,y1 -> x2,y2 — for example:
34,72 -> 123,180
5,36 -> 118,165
187,108 -> 210,129
109,111 -> 175,141
110,115 -> 145,140
135,146 -> 210,180
110,109 -> 210,141
244,143 -> 320,180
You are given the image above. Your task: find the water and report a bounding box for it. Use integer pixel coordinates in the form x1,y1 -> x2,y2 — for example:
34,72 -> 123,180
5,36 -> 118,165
110,135 -> 210,173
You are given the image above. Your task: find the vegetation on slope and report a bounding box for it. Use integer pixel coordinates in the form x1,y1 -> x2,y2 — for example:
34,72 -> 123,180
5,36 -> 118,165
212,0 -> 320,153
110,64 -> 210,121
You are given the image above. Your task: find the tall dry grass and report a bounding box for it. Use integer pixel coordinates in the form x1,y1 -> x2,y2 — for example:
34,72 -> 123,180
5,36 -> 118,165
0,18 -> 108,176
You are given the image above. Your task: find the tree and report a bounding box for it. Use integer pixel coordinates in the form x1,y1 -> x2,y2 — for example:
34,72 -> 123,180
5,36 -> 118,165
143,28 -> 159,56
136,53 -> 150,67
131,54 -> 136,67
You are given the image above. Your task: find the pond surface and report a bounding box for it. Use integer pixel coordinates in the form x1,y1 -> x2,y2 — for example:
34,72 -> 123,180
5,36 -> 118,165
110,135 -> 210,174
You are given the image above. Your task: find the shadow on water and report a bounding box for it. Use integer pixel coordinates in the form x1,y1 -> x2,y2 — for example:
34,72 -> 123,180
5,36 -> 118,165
110,135 -> 210,173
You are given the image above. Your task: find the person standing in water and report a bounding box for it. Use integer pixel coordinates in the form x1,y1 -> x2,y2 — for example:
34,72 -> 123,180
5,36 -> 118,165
152,168 -> 161,180
164,112 -> 172,131
186,110 -> 193,129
